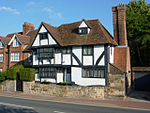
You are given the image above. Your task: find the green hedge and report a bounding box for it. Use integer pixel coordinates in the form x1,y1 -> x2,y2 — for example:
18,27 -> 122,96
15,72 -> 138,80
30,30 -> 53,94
6,65 -> 24,80
5,65 -> 35,81
20,68 -> 35,81
0,71 -> 6,82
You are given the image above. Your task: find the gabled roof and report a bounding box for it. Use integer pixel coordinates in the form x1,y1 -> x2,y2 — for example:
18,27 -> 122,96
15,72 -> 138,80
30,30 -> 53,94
0,36 -> 6,46
6,30 -> 37,46
58,19 -> 117,46
31,19 -> 117,47
0,36 -> 11,45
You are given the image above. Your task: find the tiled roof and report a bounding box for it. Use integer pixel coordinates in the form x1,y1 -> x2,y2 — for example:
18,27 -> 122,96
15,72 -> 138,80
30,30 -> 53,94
31,19 -> 117,47
58,19 -> 117,46
0,36 -> 11,45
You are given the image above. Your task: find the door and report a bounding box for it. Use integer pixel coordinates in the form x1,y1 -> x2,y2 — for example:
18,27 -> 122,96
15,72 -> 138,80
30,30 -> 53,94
16,73 -> 23,91
66,68 -> 71,83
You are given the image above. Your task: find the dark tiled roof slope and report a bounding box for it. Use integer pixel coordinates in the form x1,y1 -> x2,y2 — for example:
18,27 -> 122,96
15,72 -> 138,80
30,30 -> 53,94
0,36 -> 11,45
31,19 -> 117,47
57,19 -> 117,46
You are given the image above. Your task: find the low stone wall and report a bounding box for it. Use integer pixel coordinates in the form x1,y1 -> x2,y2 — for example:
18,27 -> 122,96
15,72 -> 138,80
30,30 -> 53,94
105,73 -> 126,97
0,73 -> 126,99
23,82 -> 105,99
0,80 -> 16,92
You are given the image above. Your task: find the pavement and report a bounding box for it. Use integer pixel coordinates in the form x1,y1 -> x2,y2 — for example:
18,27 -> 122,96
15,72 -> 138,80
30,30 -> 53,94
0,91 -> 150,111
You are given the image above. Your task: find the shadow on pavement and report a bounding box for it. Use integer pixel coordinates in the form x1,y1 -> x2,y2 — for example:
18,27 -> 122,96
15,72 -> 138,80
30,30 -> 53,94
128,90 -> 150,102
0,105 -> 38,113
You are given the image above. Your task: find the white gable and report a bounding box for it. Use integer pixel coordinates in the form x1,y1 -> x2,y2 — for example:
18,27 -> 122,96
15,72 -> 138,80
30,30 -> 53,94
79,21 -> 88,28
39,25 -> 47,33
8,35 -> 21,47
32,25 -> 57,46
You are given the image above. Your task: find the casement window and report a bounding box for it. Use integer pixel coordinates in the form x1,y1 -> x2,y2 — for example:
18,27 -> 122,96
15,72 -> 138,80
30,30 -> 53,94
37,48 -> 54,59
55,48 -> 61,53
62,47 -> 71,54
78,27 -> 88,35
11,53 -> 20,62
82,68 -> 105,78
13,38 -> 20,47
83,46 -> 93,55
0,54 -> 3,62
39,33 -> 48,40
39,67 -> 56,78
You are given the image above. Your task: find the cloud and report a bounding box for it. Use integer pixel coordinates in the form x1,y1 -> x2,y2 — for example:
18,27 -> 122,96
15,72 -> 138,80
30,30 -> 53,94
27,1 -> 35,6
0,6 -> 20,15
43,7 -> 62,19
43,8 -> 53,13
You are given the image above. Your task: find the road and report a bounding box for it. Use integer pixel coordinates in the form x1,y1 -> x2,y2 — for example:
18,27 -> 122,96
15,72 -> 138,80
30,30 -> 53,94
0,95 -> 149,113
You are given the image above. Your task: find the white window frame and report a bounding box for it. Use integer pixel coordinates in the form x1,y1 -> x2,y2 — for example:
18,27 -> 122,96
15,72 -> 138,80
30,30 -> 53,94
13,38 -> 20,47
28,53 -> 31,62
0,68 -> 2,72
0,41 -> 4,48
0,54 -> 3,62
11,53 -> 20,62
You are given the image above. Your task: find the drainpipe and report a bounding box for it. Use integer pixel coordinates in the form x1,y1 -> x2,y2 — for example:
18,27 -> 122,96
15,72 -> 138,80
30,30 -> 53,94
7,45 -> 10,68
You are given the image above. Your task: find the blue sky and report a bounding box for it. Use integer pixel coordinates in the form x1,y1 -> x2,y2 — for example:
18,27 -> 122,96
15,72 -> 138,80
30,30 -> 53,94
0,0 -> 150,36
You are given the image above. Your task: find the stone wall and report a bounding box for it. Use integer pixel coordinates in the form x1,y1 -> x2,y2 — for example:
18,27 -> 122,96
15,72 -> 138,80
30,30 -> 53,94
23,73 -> 126,99
0,80 -> 16,92
23,81 -> 105,99
0,73 -> 126,99
105,73 -> 126,97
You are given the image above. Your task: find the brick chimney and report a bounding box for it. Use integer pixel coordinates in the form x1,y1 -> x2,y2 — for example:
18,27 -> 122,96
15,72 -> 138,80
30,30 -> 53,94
112,4 -> 127,46
23,22 -> 34,35
112,4 -> 132,91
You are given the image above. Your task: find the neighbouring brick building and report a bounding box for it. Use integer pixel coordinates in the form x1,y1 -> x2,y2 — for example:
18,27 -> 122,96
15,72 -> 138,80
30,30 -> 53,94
0,22 -> 37,71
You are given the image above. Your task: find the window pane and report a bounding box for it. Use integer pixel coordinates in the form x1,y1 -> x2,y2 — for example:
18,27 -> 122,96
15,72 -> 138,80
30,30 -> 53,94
83,46 -> 87,55
97,70 -> 101,78
88,47 -> 92,55
101,70 -> 105,78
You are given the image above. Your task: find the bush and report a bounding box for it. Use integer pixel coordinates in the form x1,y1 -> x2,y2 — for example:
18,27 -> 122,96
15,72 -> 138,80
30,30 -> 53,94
6,65 -> 24,80
0,71 -> 6,82
6,68 -> 17,80
20,68 -> 35,81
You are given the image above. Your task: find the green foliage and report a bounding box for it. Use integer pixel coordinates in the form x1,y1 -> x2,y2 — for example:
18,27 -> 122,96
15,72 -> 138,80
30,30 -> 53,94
6,65 -> 24,80
126,0 -> 150,66
20,68 -> 35,81
0,71 -> 6,82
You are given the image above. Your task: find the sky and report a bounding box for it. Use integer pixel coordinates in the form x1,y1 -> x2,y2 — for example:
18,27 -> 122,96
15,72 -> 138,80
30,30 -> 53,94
0,0 -> 150,37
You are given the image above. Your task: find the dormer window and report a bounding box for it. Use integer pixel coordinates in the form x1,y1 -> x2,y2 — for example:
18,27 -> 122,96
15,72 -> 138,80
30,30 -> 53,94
78,27 -> 88,35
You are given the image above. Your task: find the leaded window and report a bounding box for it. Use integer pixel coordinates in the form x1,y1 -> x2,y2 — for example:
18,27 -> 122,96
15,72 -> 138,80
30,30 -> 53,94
62,47 -> 71,54
39,33 -> 48,40
39,67 -> 56,78
78,27 -> 88,34
82,68 -> 105,78
0,54 -> 3,62
83,46 -> 93,55
11,53 -> 20,62
37,48 -> 54,59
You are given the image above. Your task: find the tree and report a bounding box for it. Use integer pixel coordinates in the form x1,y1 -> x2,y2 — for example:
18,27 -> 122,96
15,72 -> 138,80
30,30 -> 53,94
126,0 -> 150,67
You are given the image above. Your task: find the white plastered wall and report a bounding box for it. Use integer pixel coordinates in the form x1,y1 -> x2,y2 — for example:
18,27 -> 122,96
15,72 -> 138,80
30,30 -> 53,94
71,67 -> 105,86
94,45 -> 105,66
72,47 -> 82,65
